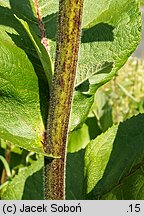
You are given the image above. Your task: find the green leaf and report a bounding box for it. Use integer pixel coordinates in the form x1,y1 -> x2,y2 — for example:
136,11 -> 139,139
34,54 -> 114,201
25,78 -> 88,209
0,2 -> 57,157
85,117 -> 102,140
84,114 -> 144,199
101,165 -> 144,199
1,157 -> 44,200
0,0 -> 10,8
68,124 -> 90,153
76,0 -> 141,92
15,16 -> 54,88
93,90 -> 113,132
69,91 -> 94,131
0,35 -> 50,156
66,150 -> 85,200
72,0 -> 141,129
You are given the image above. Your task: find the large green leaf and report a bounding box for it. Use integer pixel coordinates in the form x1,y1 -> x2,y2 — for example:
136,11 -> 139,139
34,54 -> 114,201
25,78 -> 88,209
0,34 -> 49,155
1,157 -> 44,200
72,0 -> 141,130
85,114 -> 144,199
0,2 -> 53,156
76,0 -> 141,90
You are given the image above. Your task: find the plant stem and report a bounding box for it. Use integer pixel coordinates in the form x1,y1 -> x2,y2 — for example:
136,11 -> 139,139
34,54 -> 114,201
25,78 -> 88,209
44,0 -> 84,200
35,0 -> 50,54
0,143 -> 11,184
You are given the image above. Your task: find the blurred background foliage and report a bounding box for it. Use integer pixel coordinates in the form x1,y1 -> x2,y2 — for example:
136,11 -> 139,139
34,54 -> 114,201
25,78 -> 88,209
97,57 -> 144,125
140,0 -> 144,6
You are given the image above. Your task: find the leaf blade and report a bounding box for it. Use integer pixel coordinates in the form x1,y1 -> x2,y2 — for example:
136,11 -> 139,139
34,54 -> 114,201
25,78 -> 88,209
85,114 -> 144,199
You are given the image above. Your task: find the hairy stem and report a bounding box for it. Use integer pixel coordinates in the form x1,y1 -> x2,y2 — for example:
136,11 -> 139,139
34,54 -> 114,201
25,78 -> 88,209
44,0 -> 84,199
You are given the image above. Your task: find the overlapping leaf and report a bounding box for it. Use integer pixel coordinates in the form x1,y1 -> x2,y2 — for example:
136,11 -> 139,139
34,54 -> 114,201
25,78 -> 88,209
85,114 -> 144,199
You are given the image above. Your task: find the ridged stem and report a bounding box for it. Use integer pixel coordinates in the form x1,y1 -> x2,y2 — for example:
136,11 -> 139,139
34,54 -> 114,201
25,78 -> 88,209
44,0 -> 84,200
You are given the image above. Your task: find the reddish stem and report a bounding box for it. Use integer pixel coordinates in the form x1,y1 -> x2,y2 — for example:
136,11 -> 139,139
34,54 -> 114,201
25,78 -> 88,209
34,0 -> 50,53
